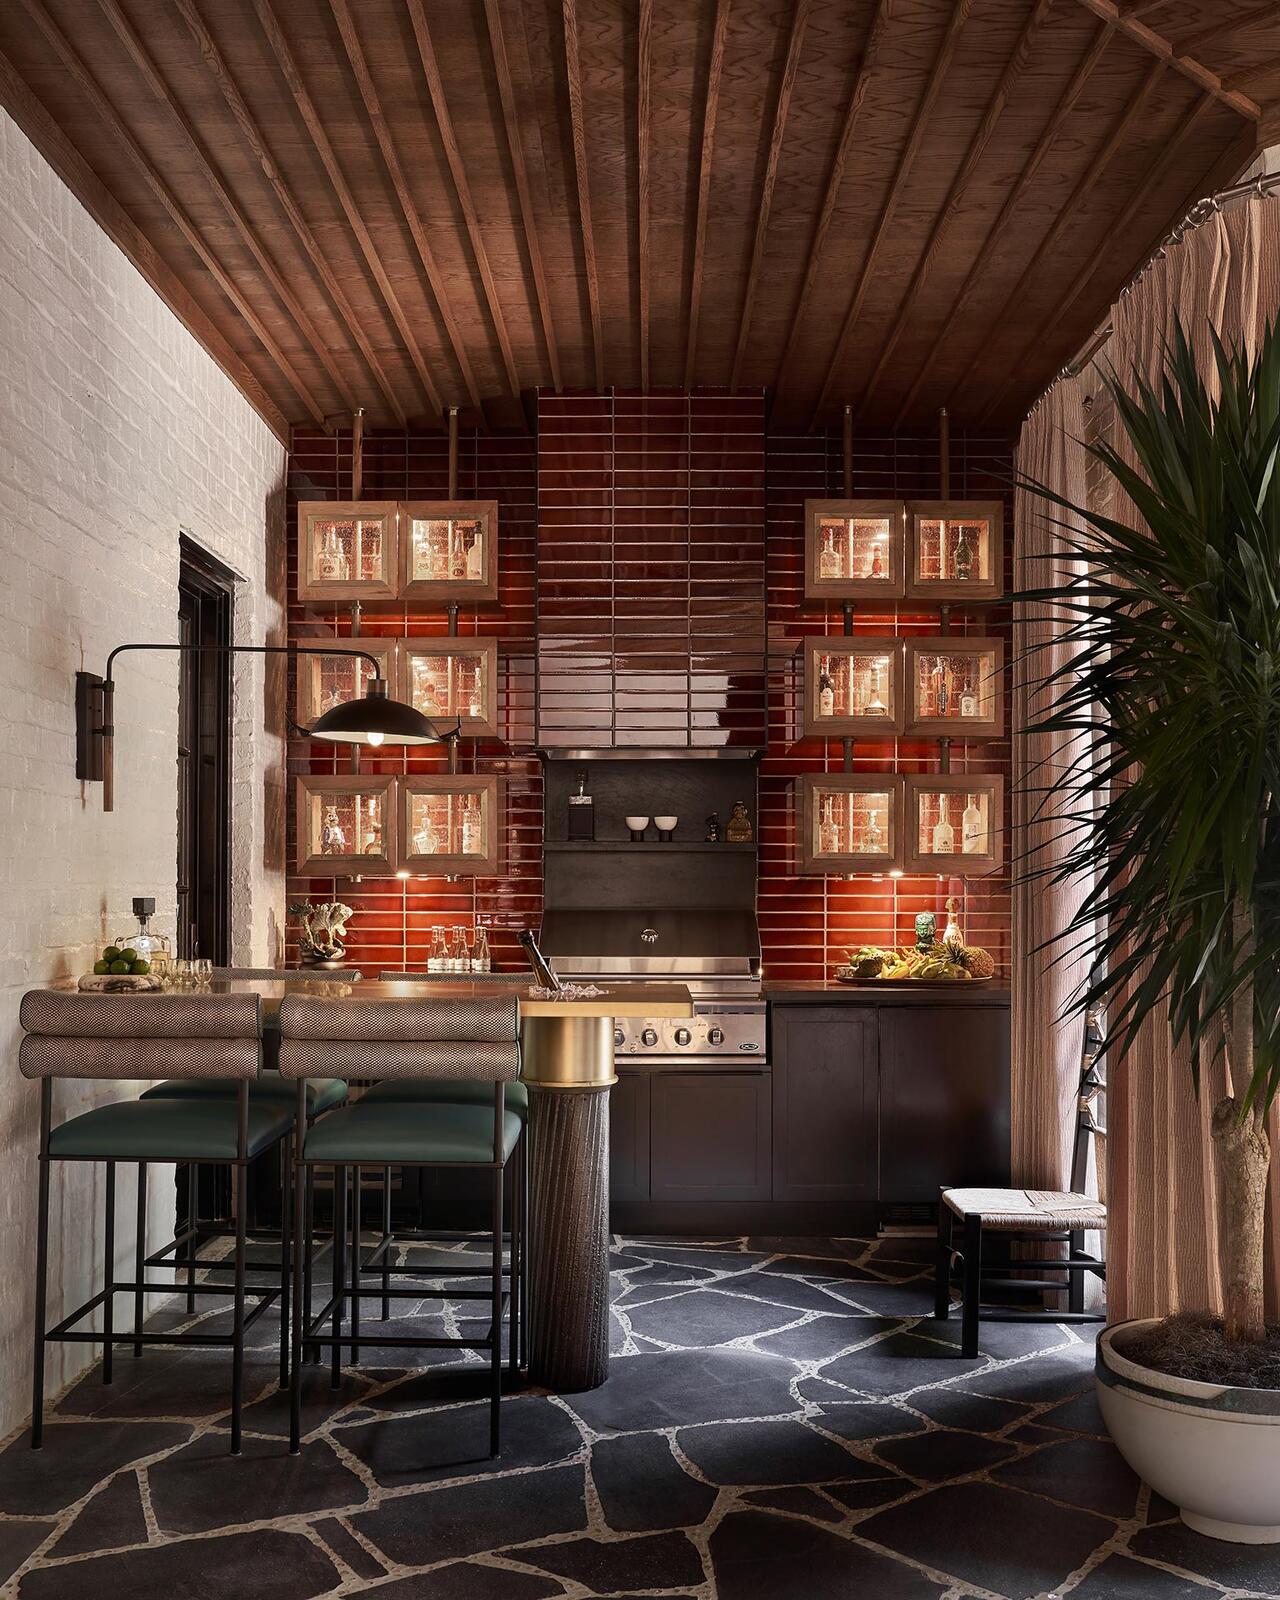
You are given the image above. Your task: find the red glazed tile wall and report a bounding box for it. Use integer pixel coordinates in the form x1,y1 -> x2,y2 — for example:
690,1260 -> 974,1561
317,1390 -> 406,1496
286,408 -> 1012,981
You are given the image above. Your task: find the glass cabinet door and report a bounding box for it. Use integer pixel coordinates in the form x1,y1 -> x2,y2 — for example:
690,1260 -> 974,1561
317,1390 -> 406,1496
797,774 -> 904,875
398,638 -> 498,736
401,775 -> 501,876
295,776 -> 396,875
298,502 -> 399,602
907,502 -> 1004,602
803,637 -> 904,738
401,501 -> 499,604
905,638 -> 1004,739
804,501 -> 906,602
905,774 -> 1004,875
296,638 -> 394,726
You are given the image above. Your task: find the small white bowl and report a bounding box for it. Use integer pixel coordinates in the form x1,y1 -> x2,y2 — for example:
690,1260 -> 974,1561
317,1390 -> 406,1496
654,815 -> 678,831
625,816 -> 650,832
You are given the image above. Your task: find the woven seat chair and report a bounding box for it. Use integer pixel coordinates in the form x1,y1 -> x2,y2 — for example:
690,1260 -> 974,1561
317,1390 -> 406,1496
279,993 -> 525,1457
20,991 -> 290,1452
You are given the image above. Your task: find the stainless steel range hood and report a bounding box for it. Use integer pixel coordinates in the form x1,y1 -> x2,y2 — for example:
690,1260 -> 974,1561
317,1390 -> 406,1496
540,908 -> 761,977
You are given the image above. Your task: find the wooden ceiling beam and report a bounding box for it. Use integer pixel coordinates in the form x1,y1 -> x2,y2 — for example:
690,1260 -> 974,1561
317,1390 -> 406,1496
562,0 -> 604,390
1070,0 -> 1261,121
853,0 -> 1054,424
685,0 -> 731,390
13,0 -> 328,430
95,0 -> 359,418
978,92 -> 1215,423
892,23 -> 1110,428
948,56 -> 1166,414
327,0 -> 482,414
405,0 -> 520,401
772,0 -> 889,407
637,0 -> 652,389
0,42 -> 289,442
250,0 -> 442,423
729,0 -> 811,391
482,0 -> 561,392
809,0 -> 975,427
172,0 -> 409,427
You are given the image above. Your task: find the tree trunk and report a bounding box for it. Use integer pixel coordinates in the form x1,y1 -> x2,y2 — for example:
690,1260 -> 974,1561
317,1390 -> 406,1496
1211,1096 -> 1270,1343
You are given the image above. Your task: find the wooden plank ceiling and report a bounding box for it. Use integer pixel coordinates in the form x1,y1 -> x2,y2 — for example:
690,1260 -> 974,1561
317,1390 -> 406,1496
0,0 -> 1274,439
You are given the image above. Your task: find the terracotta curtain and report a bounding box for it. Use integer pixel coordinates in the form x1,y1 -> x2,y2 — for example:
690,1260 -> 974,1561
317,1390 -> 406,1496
1014,194 -> 1280,1322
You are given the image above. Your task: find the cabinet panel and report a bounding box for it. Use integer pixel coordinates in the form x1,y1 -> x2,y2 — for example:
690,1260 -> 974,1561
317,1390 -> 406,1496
610,1071 -> 651,1203
878,1005 -> 1010,1203
772,1007 -> 878,1202
651,1073 -> 771,1202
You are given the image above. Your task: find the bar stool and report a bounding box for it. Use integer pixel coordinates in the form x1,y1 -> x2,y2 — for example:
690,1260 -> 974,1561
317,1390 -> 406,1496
19,991 -> 291,1453
279,994 -> 525,1456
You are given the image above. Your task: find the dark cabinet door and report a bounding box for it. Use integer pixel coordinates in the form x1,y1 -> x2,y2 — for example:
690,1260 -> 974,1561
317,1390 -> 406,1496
772,1007 -> 878,1201
610,1070 -> 651,1202
650,1072 -> 771,1202
878,1005 -> 1011,1203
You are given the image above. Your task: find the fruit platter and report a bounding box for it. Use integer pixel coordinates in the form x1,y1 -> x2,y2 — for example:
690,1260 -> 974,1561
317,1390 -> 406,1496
77,943 -> 163,993
835,941 -> 996,986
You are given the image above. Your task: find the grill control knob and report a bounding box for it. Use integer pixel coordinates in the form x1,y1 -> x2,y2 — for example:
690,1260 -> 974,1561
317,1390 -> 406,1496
641,1027 -> 659,1047
674,1027 -> 692,1046
613,1027 -> 626,1047
708,1027 -> 725,1046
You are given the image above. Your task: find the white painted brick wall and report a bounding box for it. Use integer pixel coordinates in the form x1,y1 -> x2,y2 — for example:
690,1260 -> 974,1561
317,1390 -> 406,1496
0,109 -> 288,1435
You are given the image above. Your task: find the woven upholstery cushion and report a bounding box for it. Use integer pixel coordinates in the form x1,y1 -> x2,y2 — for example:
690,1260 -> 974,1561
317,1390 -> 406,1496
48,1099 -> 291,1161
19,1035 -> 260,1082
362,1078 -> 528,1119
279,1038 -> 521,1083
141,1071 -> 348,1114
942,1187 -> 1107,1230
21,991 -> 261,1039
279,993 -> 518,1044
302,1102 -> 523,1164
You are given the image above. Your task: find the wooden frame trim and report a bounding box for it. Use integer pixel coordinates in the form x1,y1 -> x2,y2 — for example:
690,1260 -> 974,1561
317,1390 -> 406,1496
400,773 -> 503,877
904,772 -> 1004,877
803,500 -> 907,603
906,501 -> 1005,603
399,500 -> 500,605
561,0 -> 604,391
295,635 -> 395,725
685,0 -> 731,390
904,637 -> 1005,741
1069,0 -> 1260,121
796,773 -> 905,876
398,637 -> 500,738
637,0 -> 652,391
297,501 -> 400,603
802,637 -> 905,739
296,773 -> 397,876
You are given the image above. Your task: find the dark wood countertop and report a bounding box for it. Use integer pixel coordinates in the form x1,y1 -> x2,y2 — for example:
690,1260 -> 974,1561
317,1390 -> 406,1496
765,981 -> 1010,1007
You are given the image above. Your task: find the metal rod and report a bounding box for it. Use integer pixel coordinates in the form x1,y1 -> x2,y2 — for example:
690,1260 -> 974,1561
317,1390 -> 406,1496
133,1162 -> 147,1358
447,405 -> 459,499
842,404 -> 853,497
102,1162 -> 116,1385
939,406 -> 950,498
351,406 -> 365,499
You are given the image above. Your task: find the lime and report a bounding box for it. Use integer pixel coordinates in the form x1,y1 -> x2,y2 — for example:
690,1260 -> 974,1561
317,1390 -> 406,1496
119,948 -> 139,965
109,960 -> 130,975
103,946 -> 122,964
130,960 -> 150,976
93,959 -> 109,975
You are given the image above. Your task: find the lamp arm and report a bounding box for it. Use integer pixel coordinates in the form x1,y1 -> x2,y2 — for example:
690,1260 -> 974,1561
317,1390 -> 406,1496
103,640 -> 386,685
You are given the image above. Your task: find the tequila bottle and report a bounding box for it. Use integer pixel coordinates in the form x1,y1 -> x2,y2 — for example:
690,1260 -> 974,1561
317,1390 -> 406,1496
818,672 -> 835,719
959,672 -> 977,718
962,794 -> 985,854
819,797 -> 840,855
932,799 -> 955,854
954,523 -> 976,582
461,797 -> 482,855
819,527 -> 840,580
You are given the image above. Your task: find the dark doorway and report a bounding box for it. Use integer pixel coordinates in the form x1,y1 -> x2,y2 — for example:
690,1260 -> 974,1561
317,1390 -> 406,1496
177,538 -> 234,962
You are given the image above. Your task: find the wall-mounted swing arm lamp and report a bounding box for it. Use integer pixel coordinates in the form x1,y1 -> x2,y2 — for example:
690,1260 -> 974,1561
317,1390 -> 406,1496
75,643 -> 459,812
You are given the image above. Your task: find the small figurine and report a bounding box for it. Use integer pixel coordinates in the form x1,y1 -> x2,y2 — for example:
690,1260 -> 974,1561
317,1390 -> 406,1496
705,812 -> 721,843
290,900 -> 354,967
914,910 -> 936,952
725,801 -> 753,844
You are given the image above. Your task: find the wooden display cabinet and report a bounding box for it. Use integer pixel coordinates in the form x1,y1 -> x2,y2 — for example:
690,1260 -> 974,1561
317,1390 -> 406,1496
803,637 -> 904,738
905,773 -> 1004,875
796,773 -> 904,875
400,501 -> 499,605
399,638 -> 498,737
803,500 -> 906,603
906,501 -> 1004,602
298,502 -> 399,602
400,774 -> 502,876
296,774 -> 396,876
905,637 -> 1004,739
295,636 -> 394,727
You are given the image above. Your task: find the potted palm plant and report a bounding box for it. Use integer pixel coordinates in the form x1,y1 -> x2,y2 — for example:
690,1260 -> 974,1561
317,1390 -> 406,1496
1019,320 -> 1280,1542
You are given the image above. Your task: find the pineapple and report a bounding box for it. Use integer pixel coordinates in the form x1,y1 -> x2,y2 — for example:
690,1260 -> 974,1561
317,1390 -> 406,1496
958,944 -> 995,979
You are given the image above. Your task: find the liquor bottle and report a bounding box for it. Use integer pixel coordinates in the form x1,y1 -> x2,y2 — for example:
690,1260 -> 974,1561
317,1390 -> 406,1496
962,794 -> 985,854
869,540 -> 884,579
942,894 -> 962,950
450,521 -> 467,581
932,798 -> 955,854
954,523 -> 976,582
427,926 -> 449,973
567,769 -> 595,840
450,927 -> 471,972
818,672 -> 835,719
866,807 -> 883,853
472,925 -> 491,973
819,527 -> 840,580
819,797 -> 839,855
322,805 -> 346,855
518,928 -> 562,991
866,660 -> 887,716
960,672 -> 977,719
114,898 -> 173,974
466,528 -> 483,581
461,797 -> 482,855
936,661 -> 950,718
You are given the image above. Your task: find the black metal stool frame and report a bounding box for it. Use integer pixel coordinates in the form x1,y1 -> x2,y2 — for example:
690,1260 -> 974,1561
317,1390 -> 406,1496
31,1078 -> 288,1453
289,1081 -> 518,1458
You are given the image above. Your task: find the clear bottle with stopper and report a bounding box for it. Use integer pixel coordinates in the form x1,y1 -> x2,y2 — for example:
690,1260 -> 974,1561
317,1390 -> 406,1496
427,925 -> 449,973
114,898 -> 172,973
931,796 -> 955,854
472,925 -> 491,973
450,927 -> 471,972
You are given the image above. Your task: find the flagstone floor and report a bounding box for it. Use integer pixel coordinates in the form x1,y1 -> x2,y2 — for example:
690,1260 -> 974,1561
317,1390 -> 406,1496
1,1234 -> 1276,1599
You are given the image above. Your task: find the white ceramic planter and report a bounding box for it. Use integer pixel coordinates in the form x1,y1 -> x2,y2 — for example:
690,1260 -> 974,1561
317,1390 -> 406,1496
1098,1318 -> 1280,1543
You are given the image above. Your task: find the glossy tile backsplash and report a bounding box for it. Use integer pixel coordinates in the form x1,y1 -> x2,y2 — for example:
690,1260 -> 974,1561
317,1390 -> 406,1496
286,400 -> 1012,979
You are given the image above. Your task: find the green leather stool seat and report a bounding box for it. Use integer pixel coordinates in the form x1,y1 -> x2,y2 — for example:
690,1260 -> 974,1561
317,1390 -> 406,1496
141,1070 -> 348,1114
361,1078 -> 528,1119
48,1099 -> 292,1162
303,1101 -> 523,1165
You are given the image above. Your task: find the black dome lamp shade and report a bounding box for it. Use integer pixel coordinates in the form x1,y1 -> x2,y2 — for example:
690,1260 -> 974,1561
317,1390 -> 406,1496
309,677 -> 440,746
